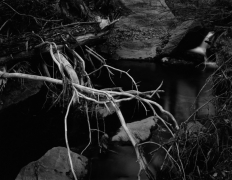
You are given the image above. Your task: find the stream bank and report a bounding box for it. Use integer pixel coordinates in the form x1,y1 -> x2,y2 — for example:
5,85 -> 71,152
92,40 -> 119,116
1,0 -> 232,180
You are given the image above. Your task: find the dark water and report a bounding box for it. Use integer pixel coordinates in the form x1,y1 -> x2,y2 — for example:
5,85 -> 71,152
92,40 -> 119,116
93,60 -> 215,123
0,60 -> 215,180
90,60 -> 215,180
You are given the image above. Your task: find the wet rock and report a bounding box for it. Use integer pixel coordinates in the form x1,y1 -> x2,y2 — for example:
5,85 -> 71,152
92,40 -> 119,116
158,20 -> 212,65
160,20 -> 198,55
101,0 -> 176,60
15,147 -> 88,180
112,116 -> 157,144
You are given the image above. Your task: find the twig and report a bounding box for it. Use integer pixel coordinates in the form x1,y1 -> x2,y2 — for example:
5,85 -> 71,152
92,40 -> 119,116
104,64 -> 139,92
85,48 -> 113,76
138,141 -> 182,178
0,70 -> 178,130
146,101 -> 175,137
160,146 -> 172,170
175,143 -> 186,180
0,19 -> 10,32
64,91 -> 78,180
50,21 -> 99,30
85,46 -> 107,63
183,97 -> 216,124
110,99 -> 155,179
3,2 -> 62,22
81,102 -> 92,155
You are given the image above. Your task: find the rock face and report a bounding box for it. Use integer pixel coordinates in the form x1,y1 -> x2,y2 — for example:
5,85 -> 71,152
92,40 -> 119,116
159,20 -> 206,58
157,20 -> 214,66
104,0 -> 176,60
16,147 -> 88,180
160,20 -> 198,56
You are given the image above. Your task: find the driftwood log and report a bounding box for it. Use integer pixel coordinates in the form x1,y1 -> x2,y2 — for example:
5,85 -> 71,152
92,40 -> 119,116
0,29 -> 110,66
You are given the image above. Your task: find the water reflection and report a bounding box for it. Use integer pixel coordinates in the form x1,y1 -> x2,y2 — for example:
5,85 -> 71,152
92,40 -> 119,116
94,61 -> 215,123
162,65 -> 215,122
90,146 -> 144,180
90,61 -> 215,180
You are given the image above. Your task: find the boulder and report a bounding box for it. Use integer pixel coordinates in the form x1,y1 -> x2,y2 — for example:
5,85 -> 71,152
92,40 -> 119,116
100,0 -> 176,60
0,79 -> 43,112
112,116 -> 157,144
16,147 -> 88,180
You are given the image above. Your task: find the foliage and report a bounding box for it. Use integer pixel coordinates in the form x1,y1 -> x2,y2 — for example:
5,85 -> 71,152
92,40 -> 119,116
172,27 -> 232,180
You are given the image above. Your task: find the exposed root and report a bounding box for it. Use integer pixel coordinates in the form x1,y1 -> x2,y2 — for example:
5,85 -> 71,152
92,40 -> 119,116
0,53 -> 178,179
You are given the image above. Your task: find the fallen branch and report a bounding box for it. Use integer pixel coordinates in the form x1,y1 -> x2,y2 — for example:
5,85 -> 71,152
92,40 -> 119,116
64,91 -> 78,180
0,31 -> 110,66
0,68 -> 179,132
0,70 -> 178,179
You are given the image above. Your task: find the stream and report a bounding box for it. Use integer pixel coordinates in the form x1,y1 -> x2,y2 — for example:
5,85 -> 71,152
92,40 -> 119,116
0,60 -> 216,180
93,60 -> 215,123
90,60 -> 215,180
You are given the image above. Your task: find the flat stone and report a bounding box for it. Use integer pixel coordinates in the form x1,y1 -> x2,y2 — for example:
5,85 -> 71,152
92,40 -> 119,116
112,116 -> 157,144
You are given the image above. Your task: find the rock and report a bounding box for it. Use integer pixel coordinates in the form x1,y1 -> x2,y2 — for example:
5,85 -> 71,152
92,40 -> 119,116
0,79 -> 43,111
95,101 -> 120,118
177,121 -> 206,140
159,20 -> 214,65
112,116 -> 157,144
186,121 -> 206,135
102,0 -> 176,60
15,147 -> 88,180
160,20 -> 197,55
